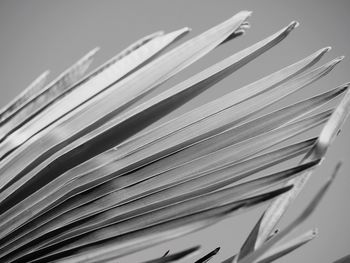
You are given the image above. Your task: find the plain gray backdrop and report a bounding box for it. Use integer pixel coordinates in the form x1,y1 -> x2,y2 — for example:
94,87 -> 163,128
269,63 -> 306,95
0,1 -> 349,262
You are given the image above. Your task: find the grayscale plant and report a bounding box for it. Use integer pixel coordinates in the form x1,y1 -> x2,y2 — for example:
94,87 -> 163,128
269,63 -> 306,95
0,10 -> 348,263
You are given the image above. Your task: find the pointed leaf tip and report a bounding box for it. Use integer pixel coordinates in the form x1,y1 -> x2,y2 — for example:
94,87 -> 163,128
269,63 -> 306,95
168,27 -> 191,40
177,27 -> 192,34
335,55 -> 345,62
306,158 -> 322,167
288,21 -> 299,31
237,10 -> 253,18
305,47 -> 331,60
301,47 -> 331,66
42,70 -> 50,77
336,84 -> 349,94
251,185 -> 294,204
234,30 -> 245,36
195,247 -> 220,263
326,56 -> 344,68
87,47 -> 100,56
325,46 -> 332,52
182,27 -> 192,33
221,11 -> 252,43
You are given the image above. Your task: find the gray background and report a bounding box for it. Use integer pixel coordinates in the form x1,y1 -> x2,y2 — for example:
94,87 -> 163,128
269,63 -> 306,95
0,1 -> 349,262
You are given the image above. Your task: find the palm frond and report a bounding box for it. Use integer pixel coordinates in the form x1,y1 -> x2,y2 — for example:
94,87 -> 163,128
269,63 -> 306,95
0,11 -> 348,263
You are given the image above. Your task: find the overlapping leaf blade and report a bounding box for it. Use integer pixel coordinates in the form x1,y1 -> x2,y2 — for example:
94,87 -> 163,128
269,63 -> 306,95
237,166 -> 338,263
0,61 -> 339,243
0,137 -> 317,256
239,87 -> 350,256
0,12 -> 252,208
0,70 -> 50,123
22,187 -> 293,263
0,11 -> 347,263
0,47 -> 99,144
0,159 -> 318,261
0,52 -> 340,260
0,27 -> 190,160
0,20 -> 304,218
256,229 -> 317,263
